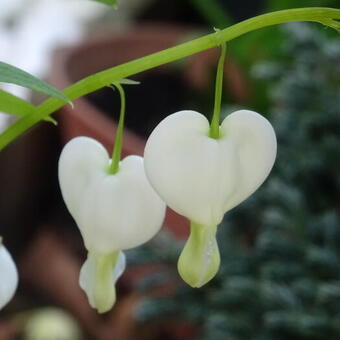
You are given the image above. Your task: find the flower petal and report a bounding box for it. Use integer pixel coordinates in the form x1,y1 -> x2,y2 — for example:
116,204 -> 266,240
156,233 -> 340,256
144,110 -> 276,226
0,242 -> 18,310
79,251 -> 126,313
59,137 -> 166,254
178,222 -> 220,287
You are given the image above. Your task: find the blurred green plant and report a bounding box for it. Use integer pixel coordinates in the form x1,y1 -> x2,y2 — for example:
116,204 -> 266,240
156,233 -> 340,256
128,23 -> 340,340
91,0 -> 118,7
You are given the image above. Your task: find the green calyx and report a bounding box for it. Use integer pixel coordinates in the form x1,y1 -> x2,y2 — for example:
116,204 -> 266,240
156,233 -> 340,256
178,222 -> 220,288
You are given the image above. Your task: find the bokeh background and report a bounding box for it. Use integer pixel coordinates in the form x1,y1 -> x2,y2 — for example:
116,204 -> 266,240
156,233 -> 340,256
0,0 -> 340,339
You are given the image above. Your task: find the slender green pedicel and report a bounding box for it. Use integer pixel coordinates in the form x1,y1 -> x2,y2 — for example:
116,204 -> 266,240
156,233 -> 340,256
209,41 -> 226,139
109,83 -> 126,175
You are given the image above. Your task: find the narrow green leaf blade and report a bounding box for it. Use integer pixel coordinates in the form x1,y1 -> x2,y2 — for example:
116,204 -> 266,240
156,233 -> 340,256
0,61 -> 70,103
0,89 -> 57,124
0,89 -> 35,116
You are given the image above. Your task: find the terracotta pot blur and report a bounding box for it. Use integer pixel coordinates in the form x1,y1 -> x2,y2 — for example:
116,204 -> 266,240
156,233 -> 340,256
49,25 -> 248,239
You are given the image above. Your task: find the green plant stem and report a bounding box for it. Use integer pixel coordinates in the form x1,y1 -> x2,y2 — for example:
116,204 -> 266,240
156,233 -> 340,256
1,7 -> 339,150
109,83 -> 125,174
209,42 -> 226,139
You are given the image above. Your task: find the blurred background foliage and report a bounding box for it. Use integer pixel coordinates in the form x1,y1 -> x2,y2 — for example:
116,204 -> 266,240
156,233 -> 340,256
127,21 -> 340,340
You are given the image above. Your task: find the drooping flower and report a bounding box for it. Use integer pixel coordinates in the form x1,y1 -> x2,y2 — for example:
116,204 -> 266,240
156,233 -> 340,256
58,136 -> 166,312
0,238 -> 18,310
144,109 -> 277,287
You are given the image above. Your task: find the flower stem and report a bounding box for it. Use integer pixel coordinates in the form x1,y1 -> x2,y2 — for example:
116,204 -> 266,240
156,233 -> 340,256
209,42 -> 226,139
1,7 -> 339,150
109,83 -> 126,175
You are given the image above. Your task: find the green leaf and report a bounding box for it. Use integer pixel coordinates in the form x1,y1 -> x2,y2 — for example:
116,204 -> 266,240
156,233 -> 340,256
0,61 -> 70,103
0,89 -> 35,116
0,89 -> 57,124
92,0 -> 117,7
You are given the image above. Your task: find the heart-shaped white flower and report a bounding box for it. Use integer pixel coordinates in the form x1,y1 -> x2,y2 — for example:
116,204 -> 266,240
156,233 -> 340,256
144,109 -> 277,227
59,137 -> 166,254
144,109 -> 276,287
0,240 -> 18,310
58,136 -> 166,312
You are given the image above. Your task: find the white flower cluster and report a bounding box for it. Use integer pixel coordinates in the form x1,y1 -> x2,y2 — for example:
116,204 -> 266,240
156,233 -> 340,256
58,109 -> 276,311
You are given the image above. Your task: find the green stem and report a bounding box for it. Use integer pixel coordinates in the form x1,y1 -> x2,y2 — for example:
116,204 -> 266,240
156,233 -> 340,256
209,42 -> 226,139
109,83 -> 126,175
1,7 -> 339,150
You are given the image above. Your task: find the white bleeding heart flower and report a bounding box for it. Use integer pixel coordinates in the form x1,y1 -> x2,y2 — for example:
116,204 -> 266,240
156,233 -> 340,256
144,109 -> 277,287
0,238 -> 18,310
145,109 -> 277,227
58,137 -> 166,312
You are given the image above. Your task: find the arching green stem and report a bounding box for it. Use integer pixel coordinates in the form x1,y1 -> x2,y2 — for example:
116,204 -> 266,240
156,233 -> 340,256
109,83 -> 126,175
1,8 -> 339,150
209,42 -> 226,139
